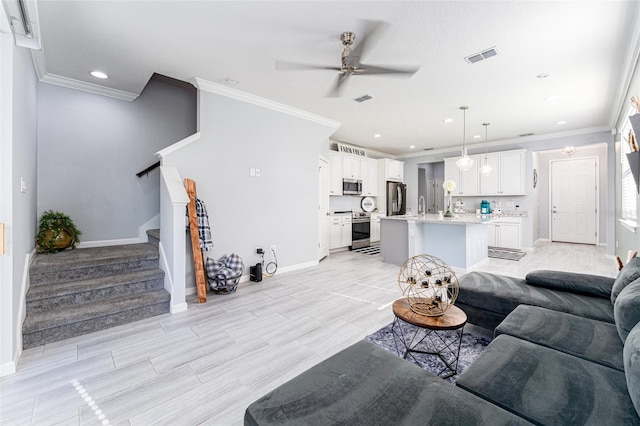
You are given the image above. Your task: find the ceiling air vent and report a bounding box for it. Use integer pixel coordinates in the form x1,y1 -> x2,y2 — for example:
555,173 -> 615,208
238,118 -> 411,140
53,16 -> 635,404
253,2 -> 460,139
423,147 -> 434,151
464,47 -> 499,64
519,132 -> 535,137
354,94 -> 373,103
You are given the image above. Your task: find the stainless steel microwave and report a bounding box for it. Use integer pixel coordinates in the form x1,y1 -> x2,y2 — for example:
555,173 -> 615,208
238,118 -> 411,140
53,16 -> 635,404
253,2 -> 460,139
343,178 -> 362,195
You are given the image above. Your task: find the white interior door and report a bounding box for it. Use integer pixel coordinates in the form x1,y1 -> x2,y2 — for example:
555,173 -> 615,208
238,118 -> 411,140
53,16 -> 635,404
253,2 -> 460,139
551,158 -> 597,244
318,157 -> 329,260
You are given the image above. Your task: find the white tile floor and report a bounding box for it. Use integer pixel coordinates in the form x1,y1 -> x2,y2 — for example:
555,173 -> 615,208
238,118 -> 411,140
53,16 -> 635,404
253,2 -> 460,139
0,241 -> 617,425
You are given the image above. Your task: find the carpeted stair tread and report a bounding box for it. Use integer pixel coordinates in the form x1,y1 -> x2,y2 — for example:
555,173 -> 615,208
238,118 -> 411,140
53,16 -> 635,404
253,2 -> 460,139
23,289 -> 170,333
26,269 -> 165,309
31,243 -> 158,272
30,243 -> 160,286
146,229 -> 160,241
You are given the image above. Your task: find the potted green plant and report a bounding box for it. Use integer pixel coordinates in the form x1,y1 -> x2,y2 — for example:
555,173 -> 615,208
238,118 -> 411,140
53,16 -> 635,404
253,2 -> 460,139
36,210 -> 82,253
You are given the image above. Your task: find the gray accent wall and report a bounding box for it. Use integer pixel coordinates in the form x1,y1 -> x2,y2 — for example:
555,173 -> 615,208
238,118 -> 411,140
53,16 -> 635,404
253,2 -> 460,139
162,88 -> 337,286
0,34 -> 38,372
37,77 -> 196,242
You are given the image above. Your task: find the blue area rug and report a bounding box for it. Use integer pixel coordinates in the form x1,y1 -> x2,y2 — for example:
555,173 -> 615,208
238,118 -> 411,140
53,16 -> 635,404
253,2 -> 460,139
366,321 -> 492,383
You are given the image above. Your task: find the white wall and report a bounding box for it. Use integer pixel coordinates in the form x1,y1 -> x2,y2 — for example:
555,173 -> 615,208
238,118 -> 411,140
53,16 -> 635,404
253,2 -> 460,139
36,77 -> 196,243
615,55 -> 640,257
161,84 -> 338,288
0,28 -> 38,374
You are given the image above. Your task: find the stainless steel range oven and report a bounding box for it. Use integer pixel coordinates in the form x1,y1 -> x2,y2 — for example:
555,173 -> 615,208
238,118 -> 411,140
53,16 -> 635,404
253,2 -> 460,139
351,212 -> 371,250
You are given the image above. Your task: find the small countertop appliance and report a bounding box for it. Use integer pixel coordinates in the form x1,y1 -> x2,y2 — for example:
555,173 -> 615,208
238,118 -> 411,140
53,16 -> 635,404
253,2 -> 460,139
480,200 -> 490,214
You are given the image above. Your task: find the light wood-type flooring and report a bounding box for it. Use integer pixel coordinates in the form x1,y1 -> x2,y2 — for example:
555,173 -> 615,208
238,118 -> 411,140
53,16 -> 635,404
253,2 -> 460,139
0,241 -> 617,425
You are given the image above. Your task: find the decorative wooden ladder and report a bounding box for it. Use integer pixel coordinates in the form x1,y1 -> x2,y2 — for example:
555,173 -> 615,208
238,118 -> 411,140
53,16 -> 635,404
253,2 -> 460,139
185,178 -> 208,303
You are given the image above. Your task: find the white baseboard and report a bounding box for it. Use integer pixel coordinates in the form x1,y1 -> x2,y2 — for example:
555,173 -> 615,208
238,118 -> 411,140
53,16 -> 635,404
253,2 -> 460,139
138,214 -> 160,242
0,360 -> 16,377
170,302 -> 188,314
77,238 -> 141,248
185,260 -> 319,295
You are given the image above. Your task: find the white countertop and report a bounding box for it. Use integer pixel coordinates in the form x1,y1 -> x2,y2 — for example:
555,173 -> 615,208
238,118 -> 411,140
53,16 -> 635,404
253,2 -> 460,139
381,213 -> 498,224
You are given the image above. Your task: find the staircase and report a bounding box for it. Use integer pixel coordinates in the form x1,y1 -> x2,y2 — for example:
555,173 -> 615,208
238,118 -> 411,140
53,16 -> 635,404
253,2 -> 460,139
23,230 -> 170,349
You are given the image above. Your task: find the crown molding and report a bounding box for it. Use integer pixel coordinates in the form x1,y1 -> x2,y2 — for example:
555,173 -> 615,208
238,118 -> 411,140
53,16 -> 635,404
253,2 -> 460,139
610,1 -> 640,129
192,77 -> 341,129
38,72 -> 139,101
397,126 -> 613,160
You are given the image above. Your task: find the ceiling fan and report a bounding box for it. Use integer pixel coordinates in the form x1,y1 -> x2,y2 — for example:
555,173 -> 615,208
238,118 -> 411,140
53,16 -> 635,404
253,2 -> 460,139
275,20 -> 420,97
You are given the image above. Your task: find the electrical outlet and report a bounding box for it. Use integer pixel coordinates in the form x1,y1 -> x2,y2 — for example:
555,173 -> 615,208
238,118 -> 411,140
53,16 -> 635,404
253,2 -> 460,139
256,247 -> 264,254
270,245 -> 276,254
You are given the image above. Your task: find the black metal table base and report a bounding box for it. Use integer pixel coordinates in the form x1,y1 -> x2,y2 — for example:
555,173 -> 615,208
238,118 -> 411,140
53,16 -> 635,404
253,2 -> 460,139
391,316 -> 464,379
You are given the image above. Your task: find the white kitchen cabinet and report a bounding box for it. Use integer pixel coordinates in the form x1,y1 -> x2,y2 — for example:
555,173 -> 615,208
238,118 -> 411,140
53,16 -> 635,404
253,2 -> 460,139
487,217 -> 522,249
444,158 -> 460,196
370,213 -> 382,242
459,158 -> 479,196
329,215 -> 352,249
500,150 -> 526,195
361,158 -> 378,196
444,157 -> 479,195
328,152 -> 343,196
479,153 -> 501,195
342,155 -> 361,179
379,158 -> 404,182
446,149 -> 526,196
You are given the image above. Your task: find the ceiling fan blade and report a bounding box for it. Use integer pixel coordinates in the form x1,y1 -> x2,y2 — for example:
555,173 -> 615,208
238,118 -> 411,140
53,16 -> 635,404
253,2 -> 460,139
355,63 -> 420,76
347,20 -> 388,67
275,60 -> 340,72
326,72 -> 350,97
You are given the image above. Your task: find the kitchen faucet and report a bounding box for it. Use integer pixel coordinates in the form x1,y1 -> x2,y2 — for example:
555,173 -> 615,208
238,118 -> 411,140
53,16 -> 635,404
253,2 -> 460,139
418,195 -> 426,216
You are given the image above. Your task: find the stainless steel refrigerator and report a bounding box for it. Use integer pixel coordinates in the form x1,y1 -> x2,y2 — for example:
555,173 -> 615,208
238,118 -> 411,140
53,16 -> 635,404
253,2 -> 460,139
387,181 -> 407,216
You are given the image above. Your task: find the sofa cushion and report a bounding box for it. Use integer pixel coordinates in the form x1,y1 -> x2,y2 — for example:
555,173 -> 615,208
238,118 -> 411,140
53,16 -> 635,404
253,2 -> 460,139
625,322 -> 640,418
612,257 -> 640,304
615,279 -> 640,343
457,335 -> 638,425
244,340 -> 531,426
495,305 -> 624,371
457,272 -> 615,329
525,270 -> 613,299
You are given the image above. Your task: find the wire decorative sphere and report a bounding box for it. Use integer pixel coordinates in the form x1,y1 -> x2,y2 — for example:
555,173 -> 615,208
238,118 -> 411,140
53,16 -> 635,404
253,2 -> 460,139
397,254 -> 459,316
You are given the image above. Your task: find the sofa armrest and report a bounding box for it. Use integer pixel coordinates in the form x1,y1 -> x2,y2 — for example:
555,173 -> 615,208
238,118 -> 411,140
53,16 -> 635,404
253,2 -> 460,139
525,270 -> 614,299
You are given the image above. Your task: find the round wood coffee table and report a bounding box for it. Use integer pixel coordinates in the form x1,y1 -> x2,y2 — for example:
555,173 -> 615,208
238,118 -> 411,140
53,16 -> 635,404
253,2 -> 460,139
391,298 -> 467,378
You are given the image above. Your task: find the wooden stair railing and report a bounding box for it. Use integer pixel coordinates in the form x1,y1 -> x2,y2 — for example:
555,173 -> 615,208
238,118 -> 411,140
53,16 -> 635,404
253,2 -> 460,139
184,178 -> 208,303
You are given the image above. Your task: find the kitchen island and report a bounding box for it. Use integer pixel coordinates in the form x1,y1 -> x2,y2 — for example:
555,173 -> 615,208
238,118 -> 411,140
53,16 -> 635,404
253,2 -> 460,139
380,214 -> 496,272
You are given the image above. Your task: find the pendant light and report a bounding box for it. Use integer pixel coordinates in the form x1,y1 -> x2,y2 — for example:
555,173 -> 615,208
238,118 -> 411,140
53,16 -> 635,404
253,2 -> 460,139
479,122 -> 493,177
455,106 -> 474,171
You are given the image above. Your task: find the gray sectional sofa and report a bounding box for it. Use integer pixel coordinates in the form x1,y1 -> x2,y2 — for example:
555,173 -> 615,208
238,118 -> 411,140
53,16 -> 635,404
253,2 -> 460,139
245,257 -> 640,425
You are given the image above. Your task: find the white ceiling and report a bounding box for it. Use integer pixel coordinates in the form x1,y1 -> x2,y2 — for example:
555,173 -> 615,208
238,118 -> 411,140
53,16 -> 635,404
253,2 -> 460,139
32,1 -> 640,155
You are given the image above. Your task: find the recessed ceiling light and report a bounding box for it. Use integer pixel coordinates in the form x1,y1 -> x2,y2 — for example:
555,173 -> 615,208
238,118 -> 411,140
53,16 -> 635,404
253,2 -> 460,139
545,95 -> 560,102
443,118 -> 454,124
537,73 -> 550,79
473,135 -> 481,139
373,133 -> 381,138
409,145 -> 416,149
90,71 -> 108,79
556,120 -> 567,125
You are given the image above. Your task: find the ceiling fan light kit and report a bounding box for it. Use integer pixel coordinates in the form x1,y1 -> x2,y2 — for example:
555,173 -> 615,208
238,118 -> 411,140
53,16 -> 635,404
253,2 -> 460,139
479,122 -> 493,177
456,106 -> 474,172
